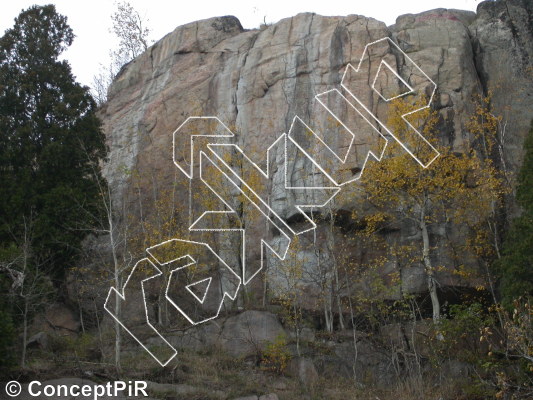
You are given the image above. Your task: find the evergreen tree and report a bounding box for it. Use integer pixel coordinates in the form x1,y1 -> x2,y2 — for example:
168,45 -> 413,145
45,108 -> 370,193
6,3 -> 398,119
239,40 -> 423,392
0,5 -> 107,278
498,120 -> 533,305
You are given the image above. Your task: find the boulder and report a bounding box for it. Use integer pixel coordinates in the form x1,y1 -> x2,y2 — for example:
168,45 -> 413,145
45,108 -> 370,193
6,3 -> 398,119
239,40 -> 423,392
26,332 -> 48,350
147,320 -> 220,352
219,310 -> 286,357
287,357 -> 319,385
259,394 -> 279,400
29,303 -> 80,337
45,303 -> 80,333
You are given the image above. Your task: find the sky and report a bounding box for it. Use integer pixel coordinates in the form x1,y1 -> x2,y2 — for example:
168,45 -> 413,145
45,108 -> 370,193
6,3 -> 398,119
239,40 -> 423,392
1,0 -> 481,89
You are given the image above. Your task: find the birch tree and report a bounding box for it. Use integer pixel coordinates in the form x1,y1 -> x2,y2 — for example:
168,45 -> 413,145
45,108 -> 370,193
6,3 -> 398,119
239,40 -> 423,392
360,97 -> 503,322
92,1 -> 151,104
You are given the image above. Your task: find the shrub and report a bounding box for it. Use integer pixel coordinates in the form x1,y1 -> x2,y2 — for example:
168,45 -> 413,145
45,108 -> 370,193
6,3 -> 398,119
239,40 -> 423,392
261,334 -> 291,374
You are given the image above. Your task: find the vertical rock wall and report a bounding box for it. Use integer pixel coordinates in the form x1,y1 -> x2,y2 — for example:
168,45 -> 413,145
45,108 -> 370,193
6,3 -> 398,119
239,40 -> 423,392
97,0 -> 533,311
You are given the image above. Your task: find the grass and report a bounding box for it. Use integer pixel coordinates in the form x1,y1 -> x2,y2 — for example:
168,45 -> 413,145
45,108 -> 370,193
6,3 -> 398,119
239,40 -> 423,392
17,330 -> 508,400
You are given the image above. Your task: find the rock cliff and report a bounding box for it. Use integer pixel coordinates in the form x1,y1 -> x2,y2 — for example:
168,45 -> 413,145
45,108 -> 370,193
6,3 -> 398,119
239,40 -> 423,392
96,0 -> 533,315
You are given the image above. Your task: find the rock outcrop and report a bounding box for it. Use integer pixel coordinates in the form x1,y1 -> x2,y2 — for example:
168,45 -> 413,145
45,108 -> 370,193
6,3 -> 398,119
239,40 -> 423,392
96,0 -> 533,317
471,0 -> 533,173
147,310 -> 286,358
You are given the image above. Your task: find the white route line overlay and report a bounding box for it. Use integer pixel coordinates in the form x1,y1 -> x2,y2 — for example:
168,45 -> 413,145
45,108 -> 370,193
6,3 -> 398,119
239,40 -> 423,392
147,239 -> 242,326
104,36 -> 439,367
341,36 -> 440,169
104,258 -> 178,367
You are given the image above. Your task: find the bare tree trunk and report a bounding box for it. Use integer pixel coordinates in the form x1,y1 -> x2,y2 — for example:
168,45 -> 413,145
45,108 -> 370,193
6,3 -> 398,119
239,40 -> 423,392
324,305 -> 331,332
158,296 -> 163,325
312,206 -> 334,333
109,208 -> 121,372
420,205 -> 440,322
327,208 -> 344,330
294,303 -> 301,356
21,221 -> 30,369
78,293 -> 85,334
188,178 -> 193,239
333,263 -> 344,330
93,299 -> 105,360
344,274 -> 359,382
21,300 -> 28,368
409,299 -> 422,378
114,267 -> 122,372
324,294 -> 334,332
262,194 -> 271,308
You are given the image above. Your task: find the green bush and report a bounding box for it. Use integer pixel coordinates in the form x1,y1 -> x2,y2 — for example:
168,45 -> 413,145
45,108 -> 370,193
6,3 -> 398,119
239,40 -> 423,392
47,332 -> 100,362
431,302 -> 494,365
261,334 -> 291,374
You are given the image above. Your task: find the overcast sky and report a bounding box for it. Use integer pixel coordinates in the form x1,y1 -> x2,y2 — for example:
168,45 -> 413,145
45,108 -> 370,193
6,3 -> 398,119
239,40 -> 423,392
1,0 -> 481,88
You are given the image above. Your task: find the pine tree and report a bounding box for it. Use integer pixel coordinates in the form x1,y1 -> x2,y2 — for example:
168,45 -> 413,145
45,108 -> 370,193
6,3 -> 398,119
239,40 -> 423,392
0,5 -> 107,278
498,120 -> 533,305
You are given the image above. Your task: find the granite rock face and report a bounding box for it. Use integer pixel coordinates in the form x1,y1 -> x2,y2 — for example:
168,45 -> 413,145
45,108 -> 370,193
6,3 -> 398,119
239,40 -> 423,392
471,0 -> 533,173
97,0 -> 533,313
145,310 -> 285,357
219,310 -> 286,357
